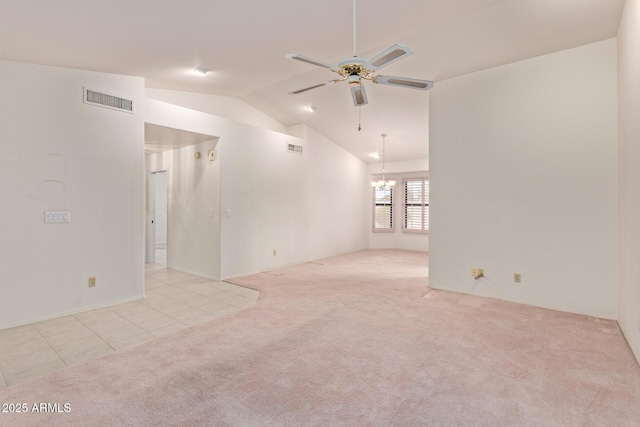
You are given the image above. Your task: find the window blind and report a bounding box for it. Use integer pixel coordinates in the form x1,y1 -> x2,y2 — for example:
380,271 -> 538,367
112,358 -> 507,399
373,187 -> 394,231
403,179 -> 428,232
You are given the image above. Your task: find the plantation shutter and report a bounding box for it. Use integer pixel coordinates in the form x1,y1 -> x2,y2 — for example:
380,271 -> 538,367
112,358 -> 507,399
373,187 -> 394,231
403,178 -> 429,232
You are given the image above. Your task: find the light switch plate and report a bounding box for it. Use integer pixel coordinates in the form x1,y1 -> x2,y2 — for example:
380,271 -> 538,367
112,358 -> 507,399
45,210 -> 71,223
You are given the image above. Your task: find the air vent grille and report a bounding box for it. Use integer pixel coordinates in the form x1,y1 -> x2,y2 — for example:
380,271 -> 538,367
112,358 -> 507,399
83,88 -> 134,113
287,143 -> 303,154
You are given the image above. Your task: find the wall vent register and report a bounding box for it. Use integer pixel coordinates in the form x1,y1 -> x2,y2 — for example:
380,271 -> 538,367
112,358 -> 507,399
287,143 -> 303,154
83,87 -> 133,113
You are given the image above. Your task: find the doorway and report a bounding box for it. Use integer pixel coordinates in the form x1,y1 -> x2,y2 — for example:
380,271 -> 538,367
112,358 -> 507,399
143,123 -> 218,274
146,170 -> 168,265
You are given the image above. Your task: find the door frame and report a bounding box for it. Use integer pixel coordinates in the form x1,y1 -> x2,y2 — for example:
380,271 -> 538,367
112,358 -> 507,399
146,168 -> 168,264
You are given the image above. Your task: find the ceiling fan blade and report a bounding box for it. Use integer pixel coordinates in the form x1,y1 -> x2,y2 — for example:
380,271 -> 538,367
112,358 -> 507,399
288,81 -> 332,95
368,44 -> 413,71
285,54 -> 338,71
373,75 -> 434,90
350,84 -> 368,106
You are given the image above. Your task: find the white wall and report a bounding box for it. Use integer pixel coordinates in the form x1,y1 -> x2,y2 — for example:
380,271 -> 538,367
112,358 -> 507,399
429,39 -> 618,318
146,88 -> 288,134
147,139 -> 220,279
219,124 -> 369,278
368,159 -> 429,251
145,100 -> 369,280
0,61 -> 145,329
299,125 -> 370,262
617,0 -> 640,363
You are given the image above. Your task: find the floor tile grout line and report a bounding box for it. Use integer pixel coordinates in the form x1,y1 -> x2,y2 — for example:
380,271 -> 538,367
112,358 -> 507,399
38,315 -> 122,366
138,292 -> 231,327
32,323 -> 69,367
0,368 -> 9,388
150,308 -> 196,328
111,307 -> 168,334
1,265 -> 260,387
150,284 -> 234,306
83,310 -> 157,348
72,313 -> 119,352
0,325 -> 37,380
124,312 -> 188,334
33,314 -> 115,366
147,289 -> 245,325
0,359 -> 7,387
113,298 -> 193,333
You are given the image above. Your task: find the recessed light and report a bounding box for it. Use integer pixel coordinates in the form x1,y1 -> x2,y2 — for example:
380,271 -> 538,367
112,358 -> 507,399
304,105 -> 316,113
370,152 -> 380,159
193,68 -> 209,76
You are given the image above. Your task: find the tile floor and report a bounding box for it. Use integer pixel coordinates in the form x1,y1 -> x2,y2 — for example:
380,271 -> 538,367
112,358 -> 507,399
0,264 -> 260,388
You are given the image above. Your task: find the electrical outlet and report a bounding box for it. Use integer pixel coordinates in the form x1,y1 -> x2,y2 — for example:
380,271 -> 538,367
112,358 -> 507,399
88,277 -> 96,287
514,273 -> 521,283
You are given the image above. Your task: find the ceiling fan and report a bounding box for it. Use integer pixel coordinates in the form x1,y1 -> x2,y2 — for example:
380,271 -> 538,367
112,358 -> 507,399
285,0 -> 433,107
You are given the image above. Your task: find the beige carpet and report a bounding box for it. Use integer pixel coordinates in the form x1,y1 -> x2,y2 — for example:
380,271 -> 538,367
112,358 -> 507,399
0,249 -> 638,426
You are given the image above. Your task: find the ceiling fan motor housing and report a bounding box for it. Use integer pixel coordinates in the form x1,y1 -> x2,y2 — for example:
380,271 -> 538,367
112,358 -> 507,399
338,57 -> 374,80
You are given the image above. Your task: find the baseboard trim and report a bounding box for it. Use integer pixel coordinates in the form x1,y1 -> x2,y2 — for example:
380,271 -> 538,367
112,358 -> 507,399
165,265 -> 220,282
428,284 -> 617,320
618,321 -> 640,370
0,294 -> 145,332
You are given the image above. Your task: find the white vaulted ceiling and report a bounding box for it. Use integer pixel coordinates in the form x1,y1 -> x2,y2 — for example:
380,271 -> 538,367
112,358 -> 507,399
0,0 -> 624,163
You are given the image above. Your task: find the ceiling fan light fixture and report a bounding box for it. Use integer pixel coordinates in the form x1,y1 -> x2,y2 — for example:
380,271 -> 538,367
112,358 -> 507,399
350,84 -> 368,106
347,74 -> 361,85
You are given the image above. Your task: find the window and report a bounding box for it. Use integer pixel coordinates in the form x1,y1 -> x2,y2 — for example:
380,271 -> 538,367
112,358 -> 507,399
403,178 -> 429,233
373,187 -> 394,232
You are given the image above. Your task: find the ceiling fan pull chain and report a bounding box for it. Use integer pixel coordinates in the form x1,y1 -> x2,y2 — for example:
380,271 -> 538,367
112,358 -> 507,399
358,105 -> 362,131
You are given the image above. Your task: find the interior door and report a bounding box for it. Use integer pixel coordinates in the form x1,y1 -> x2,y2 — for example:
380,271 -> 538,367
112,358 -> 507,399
146,171 -> 157,263
154,171 -> 168,265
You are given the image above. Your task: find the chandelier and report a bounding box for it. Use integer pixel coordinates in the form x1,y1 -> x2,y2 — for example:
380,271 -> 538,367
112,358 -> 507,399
371,133 -> 396,190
